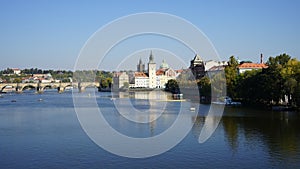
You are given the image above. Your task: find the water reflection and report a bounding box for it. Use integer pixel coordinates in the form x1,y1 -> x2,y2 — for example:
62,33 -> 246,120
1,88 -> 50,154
1,90 -> 300,167
222,117 -> 239,152
221,109 -> 300,161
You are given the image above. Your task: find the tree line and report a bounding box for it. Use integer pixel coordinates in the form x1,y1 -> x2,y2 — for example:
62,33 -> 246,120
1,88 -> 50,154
0,68 -> 113,86
166,53 -> 300,108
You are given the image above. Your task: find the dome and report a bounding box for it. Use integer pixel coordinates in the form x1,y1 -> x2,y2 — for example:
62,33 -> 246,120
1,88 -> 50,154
160,59 -> 169,69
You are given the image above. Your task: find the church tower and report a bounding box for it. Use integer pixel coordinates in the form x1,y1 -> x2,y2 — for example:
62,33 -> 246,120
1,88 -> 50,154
190,54 -> 205,79
148,51 -> 156,88
137,58 -> 145,72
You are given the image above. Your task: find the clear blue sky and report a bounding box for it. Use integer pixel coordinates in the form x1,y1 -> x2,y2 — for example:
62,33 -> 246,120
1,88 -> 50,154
0,0 -> 299,70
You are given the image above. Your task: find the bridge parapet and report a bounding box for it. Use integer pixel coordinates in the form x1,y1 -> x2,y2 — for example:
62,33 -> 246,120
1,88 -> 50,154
0,82 -> 99,93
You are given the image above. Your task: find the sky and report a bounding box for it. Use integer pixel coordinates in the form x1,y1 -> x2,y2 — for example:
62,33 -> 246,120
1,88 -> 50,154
0,0 -> 299,71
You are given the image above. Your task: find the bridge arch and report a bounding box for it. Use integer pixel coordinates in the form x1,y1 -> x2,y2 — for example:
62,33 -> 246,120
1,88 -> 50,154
41,85 -> 53,91
83,84 -> 98,88
1,85 -> 15,92
21,84 -> 36,91
63,84 -> 76,90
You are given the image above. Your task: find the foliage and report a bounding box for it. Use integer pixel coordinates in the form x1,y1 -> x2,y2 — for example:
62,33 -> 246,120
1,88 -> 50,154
197,76 -> 211,103
165,79 -> 180,94
225,56 -> 238,98
230,53 -> 300,108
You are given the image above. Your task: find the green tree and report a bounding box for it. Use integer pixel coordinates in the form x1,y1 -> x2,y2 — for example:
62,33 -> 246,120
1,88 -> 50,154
225,56 -> 239,98
13,78 -> 22,83
165,79 -> 180,94
197,76 -> 211,103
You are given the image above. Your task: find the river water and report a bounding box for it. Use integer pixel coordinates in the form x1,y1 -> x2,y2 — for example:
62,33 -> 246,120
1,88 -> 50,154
0,89 -> 299,169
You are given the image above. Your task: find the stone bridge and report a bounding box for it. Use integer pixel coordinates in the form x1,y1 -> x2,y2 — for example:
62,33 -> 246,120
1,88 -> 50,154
0,82 -> 100,93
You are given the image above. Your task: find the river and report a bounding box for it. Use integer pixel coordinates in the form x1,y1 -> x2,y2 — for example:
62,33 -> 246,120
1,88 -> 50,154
0,89 -> 299,168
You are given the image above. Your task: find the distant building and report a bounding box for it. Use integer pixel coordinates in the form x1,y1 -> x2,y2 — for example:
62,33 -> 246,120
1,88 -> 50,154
160,59 -> 169,69
12,68 -> 21,75
134,72 -> 149,88
112,72 -> 129,90
137,58 -> 145,72
204,60 -> 227,71
238,62 -> 268,74
148,51 -> 157,88
113,51 -> 178,89
189,54 -> 205,79
22,73 -> 54,83
237,54 -> 268,74
156,67 -> 177,88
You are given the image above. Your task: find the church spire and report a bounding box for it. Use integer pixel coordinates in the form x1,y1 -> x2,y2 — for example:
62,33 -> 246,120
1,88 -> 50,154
149,50 -> 154,63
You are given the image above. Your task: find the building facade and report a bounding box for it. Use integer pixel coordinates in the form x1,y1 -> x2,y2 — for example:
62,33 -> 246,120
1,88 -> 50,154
137,58 -> 145,72
113,51 -> 178,89
148,51 -> 157,89
190,54 -> 205,79
112,72 -> 129,90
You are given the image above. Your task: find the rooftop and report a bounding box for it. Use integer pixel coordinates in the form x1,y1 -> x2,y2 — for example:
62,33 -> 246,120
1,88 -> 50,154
238,63 -> 268,69
135,72 -> 148,78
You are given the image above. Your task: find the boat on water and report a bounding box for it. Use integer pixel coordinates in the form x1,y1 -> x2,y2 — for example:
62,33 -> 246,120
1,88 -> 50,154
272,106 -> 294,111
190,107 -> 196,111
212,96 -> 242,106
172,93 -> 183,100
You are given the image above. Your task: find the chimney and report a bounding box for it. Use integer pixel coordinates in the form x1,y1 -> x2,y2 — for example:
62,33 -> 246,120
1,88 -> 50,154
260,53 -> 263,63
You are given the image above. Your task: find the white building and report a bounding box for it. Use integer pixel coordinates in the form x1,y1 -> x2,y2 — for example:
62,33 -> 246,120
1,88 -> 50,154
238,62 -> 268,74
204,60 -> 227,71
113,72 -> 129,90
113,51 -> 178,89
148,51 -> 157,88
134,72 -> 149,88
156,67 -> 177,88
12,68 -> 21,75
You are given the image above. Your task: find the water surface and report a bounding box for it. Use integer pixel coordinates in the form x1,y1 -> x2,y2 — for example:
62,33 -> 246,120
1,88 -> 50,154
0,89 -> 299,168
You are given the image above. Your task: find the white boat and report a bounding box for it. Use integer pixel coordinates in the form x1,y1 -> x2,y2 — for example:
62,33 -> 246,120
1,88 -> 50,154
190,107 -> 196,111
212,96 -> 241,106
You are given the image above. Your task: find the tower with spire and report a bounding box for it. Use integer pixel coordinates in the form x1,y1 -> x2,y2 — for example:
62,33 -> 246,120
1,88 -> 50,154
148,51 -> 156,88
190,54 -> 205,79
137,58 -> 145,72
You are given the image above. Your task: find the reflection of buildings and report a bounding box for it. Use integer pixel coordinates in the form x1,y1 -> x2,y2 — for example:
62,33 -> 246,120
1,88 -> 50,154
118,90 -> 169,101
113,51 -> 178,89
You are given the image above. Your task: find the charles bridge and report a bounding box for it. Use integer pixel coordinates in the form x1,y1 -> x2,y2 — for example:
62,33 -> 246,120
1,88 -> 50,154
0,82 -> 100,93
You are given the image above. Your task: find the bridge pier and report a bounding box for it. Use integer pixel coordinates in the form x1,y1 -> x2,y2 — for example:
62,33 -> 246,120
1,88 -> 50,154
37,83 -> 44,94
79,86 -> 85,93
78,82 -> 86,93
16,83 -> 23,93
58,86 -> 64,93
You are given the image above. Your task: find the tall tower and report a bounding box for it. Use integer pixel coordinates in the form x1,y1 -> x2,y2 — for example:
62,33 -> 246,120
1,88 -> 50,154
137,58 -> 145,72
190,54 -> 205,79
148,51 -> 156,88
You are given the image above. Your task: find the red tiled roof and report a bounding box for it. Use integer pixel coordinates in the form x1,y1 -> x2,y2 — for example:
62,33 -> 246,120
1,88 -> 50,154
175,69 -> 184,73
135,72 -> 148,77
238,63 -> 268,69
156,69 -> 165,76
